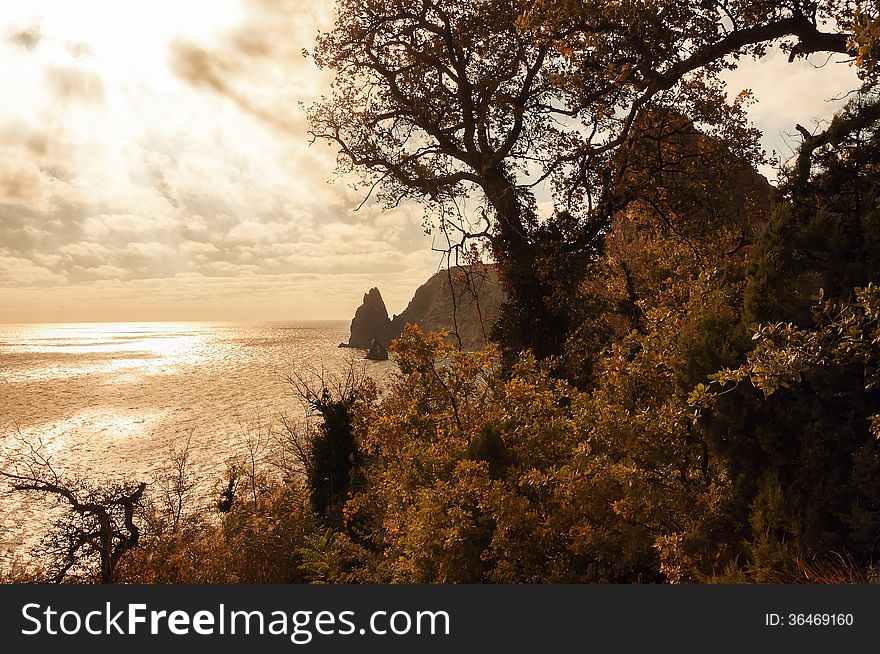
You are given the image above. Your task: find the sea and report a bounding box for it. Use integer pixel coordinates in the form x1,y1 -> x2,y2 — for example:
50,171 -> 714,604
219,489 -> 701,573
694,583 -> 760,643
0,321 -> 396,564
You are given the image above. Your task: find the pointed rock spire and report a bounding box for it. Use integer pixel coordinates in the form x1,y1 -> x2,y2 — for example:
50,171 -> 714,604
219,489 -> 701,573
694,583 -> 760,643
347,287 -> 394,348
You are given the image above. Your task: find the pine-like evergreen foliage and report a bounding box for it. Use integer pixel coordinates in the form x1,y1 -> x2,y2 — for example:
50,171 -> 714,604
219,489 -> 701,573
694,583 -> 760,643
307,390 -> 359,521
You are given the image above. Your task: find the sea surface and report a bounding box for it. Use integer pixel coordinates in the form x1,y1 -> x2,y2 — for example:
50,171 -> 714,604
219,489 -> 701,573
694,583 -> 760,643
0,321 -> 394,563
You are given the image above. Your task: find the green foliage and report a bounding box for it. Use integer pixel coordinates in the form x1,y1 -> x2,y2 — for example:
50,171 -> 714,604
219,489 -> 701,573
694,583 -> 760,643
696,285 -> 880,565
852,2 -> 880,83
307,390 -> 359,522
684,97 -> 880,574
746,93 -> 880,325
296,527 -> 370,583
308,0 -> 861,372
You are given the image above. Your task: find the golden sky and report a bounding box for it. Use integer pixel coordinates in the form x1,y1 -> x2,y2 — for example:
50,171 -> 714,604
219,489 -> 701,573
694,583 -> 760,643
0,0 -> 861,323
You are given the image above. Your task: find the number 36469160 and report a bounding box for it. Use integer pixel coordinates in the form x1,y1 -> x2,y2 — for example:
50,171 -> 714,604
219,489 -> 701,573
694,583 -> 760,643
765,613 -> 854,627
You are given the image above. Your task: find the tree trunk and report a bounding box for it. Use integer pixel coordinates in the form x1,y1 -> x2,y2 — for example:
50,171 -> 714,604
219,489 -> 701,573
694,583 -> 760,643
482,167 -> 569,367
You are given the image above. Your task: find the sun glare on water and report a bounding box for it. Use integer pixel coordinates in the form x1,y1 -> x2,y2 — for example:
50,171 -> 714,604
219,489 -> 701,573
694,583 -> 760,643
0,322 -> 212,384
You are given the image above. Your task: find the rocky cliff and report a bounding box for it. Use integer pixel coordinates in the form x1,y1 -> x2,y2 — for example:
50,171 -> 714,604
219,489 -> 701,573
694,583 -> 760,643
347,265 -> 504,351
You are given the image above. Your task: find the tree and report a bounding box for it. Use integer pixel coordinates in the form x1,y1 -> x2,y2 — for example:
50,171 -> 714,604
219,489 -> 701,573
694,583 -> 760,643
746,94 -> 880,326
150,430 -> 199,533
0,434 -> 146,583
308,0 -> 588,365
674,11 -> 880,574
308,0 -> 861,366
338,321 -> 737,582
285,363 -> 368,522
306,390 -> 359,520
693,285 -> 880,567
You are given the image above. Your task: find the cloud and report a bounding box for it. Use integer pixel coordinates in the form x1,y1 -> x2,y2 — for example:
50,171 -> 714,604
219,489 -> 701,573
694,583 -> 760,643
0,160 -> 46,204
7,25 -> 41,51
81,264 -> 129,279
179,240 -> 220,259
226,220 -> 292,244
59,241 -> 115,268
65,42 -> 92,60
44,66 -> 105,103
0,260 -> 446,323
0,1 -> 444,321
721,50 -> 860,169
168,42 -> 302,135
82,213 -> 177,241
0,254 -> 66,285
124,241 -> 176,261
167,0 -> 329,136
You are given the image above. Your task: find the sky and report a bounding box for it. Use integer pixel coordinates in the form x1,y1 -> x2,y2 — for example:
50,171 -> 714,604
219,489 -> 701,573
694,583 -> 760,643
0,0 -> 863,323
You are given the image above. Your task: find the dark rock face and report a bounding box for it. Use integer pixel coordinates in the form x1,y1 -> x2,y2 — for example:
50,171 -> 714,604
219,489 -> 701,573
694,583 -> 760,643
391,265 -> 503,351
365,339 -> 389,360
347,287 -> 394,348
347,266 -> 504,352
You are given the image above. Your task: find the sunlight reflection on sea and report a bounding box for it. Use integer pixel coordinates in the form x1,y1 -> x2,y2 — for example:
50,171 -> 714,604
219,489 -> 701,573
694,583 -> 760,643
0,321 -> 393,561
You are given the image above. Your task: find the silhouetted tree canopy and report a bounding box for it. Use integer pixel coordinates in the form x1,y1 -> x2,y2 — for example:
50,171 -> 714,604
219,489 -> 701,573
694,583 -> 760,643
308,0 -> 866,367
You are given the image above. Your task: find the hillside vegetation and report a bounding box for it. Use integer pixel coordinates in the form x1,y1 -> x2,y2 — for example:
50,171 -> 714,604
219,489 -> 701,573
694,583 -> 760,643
6,0 -> 880,584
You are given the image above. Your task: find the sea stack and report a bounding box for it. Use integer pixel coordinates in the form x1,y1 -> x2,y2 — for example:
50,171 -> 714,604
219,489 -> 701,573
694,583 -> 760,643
347,287 -> 394,348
